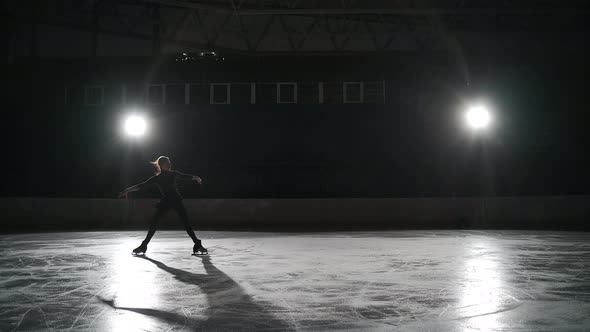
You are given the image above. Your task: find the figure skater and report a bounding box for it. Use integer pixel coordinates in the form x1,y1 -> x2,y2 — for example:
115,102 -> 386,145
118,156 -> 207,255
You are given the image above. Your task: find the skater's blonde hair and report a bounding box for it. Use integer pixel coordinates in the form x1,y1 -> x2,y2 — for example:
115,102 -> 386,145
150,156 -> 171,175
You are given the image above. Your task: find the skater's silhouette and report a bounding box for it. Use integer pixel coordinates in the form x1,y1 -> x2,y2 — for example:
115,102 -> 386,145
118,156 -> 207,255
99,255 -> 292,331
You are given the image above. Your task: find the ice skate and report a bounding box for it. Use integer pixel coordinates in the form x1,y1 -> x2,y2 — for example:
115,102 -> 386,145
132,242 -> 148,255
193,240 -> 208,255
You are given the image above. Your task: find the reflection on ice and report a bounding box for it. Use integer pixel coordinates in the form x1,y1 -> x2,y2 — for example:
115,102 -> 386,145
107,242 -> 163,331
457,240 -> 520,331
0,231 -> 589,331
102,246 -> 291,331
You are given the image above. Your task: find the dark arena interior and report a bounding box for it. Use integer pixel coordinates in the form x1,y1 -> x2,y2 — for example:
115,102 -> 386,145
2,1 -> 590,331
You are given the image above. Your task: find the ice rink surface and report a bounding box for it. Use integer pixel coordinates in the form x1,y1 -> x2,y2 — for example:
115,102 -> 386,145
1,230 -> 589,331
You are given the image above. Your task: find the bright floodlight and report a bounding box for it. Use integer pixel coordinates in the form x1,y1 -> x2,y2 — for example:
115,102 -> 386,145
465,105 -> 491,130
124,115 -> 146,137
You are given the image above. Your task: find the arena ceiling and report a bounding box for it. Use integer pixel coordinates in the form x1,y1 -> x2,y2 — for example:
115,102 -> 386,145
3,0 -> 590,56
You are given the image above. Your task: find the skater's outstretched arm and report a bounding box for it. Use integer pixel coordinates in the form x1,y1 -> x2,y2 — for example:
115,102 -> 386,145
174,171 -> 202,184
118,176 -> 156,198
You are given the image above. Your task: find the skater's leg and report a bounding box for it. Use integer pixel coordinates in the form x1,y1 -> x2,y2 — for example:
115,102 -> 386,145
143,208 -> 168,244
173,202 -> 199,244
172,202 -> 207,254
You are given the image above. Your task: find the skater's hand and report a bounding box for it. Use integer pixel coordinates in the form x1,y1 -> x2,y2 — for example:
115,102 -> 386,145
192,176 -> 202,185
117,191 -> 128,199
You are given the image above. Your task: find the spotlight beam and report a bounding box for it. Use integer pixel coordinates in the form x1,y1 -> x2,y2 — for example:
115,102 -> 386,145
124,114 -> 147,137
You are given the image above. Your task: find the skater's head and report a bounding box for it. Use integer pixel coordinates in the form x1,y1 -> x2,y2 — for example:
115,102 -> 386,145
151,156 -> 171,175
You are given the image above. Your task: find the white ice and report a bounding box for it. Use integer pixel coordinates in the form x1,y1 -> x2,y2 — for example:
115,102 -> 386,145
1,231 -> 589,331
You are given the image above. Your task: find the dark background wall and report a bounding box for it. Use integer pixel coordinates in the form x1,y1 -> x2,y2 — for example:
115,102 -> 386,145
2,197 -> 589,231
2,55 -> 589,199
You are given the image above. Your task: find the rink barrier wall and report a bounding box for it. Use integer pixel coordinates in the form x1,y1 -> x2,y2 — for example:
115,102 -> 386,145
1,196 -> 589,231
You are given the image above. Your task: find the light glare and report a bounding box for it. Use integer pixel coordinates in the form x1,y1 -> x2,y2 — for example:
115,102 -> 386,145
465,106 -> 490,130
124,115 -> 146,137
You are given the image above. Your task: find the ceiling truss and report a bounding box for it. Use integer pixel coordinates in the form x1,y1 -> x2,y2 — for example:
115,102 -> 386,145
2,0 -> 589,55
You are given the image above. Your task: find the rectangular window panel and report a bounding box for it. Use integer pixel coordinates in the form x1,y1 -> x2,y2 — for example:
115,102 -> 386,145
324,82 -> 343,104
84,85 -> 104,106
364,81 -> 385,104
343,82 -> 363,103
277,83 -> 297,104
210,83 -> 230,104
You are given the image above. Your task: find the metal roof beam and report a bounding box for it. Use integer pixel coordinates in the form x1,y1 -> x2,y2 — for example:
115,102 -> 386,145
140,0 -> 589,16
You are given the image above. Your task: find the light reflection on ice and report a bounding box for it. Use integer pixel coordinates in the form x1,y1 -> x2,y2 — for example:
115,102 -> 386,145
1,231 -> 588,331
107,241 -> 162,331
457,240 -> 514,331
